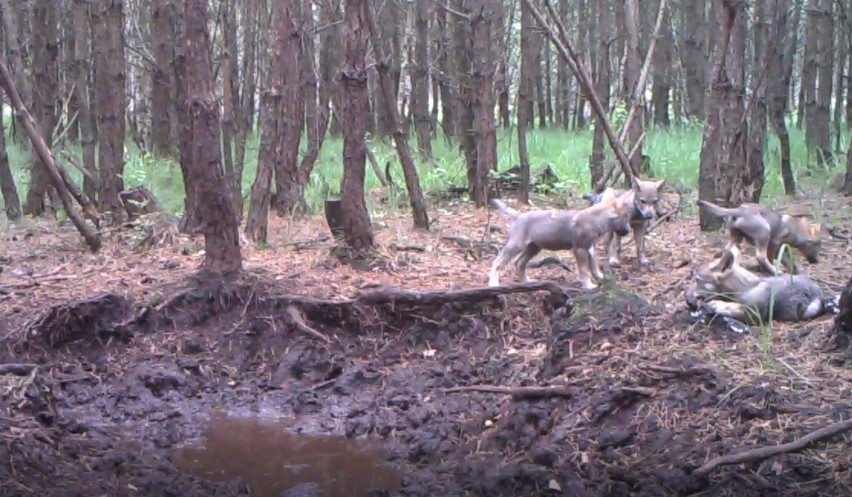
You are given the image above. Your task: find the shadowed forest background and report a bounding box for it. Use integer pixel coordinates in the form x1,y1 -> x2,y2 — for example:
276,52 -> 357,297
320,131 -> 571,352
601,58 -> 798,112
0,0 -> 851,245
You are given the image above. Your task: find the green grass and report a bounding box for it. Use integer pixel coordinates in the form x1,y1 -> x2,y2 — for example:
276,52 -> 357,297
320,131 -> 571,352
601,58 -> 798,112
1,116 -> 847,220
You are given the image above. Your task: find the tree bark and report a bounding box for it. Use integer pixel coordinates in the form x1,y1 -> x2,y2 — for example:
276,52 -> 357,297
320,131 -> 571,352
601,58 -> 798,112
319,0 -> 344,138
365,1 -> 430,230
698,0 -> 748,231
622,0 -> 646,175
151,0 -> 177,157
812,0 -> 833,165
0,0 -> 33,143
680,0 -> 708,119
339,0 -> 376,250
844,134 -> 852,194
435,6 -> 455,143
468,0 -> 498,206
651,0 -> 672,128
517,0 -> 536,204
800,0 -> 818,135
219,0 -> 241,216
178,0 -> 242,275
231,0 -> 259,192
297,0 -> 329,209
746,0 -> 770,203
245,0 -> 292,242
24,0 -> 60,216
453,0 -> 477,201
91,0 -> 127,220
411,0 -> 432,158
767,0 -> 799,196
372,0 -> 401,138
0,87 -> 21,220
590,0 -> 612,188
72,0 -> 98,204
271,0 -> 304,216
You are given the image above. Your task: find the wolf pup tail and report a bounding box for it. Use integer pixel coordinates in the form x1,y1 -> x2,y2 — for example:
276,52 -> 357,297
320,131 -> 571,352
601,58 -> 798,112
697,199 -> 740,219
490,199 -> 520,219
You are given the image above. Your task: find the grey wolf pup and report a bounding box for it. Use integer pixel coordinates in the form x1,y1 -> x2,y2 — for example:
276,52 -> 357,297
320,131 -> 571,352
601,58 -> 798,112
583,178 -> 667,267
687,245 -> 825,323
488,189 -> 632,289
696,199 -> 822,275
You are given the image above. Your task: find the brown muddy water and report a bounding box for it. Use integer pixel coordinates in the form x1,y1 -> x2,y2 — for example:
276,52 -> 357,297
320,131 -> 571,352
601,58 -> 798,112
171,411 -> 403,497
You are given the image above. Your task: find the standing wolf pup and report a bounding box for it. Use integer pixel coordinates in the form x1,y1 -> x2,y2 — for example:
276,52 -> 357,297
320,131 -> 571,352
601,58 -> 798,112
583,178 -> 667,267
696,199 -> 822,275
488,189 -> 632,289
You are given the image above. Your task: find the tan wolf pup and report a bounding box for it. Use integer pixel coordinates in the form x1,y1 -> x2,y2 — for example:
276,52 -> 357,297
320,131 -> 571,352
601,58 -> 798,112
696,199 -> 822,275
488,189 -> 632,290
593,178 -> 668,267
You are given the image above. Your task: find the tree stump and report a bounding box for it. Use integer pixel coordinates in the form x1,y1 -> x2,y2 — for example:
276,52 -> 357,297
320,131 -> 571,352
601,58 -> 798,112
324,198 -> 345,240
120,186 -> 164,220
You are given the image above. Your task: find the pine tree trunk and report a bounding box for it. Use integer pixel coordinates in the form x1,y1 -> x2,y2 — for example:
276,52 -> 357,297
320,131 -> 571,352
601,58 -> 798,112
411,0 -> 432,158
91,0 -> 127,220
339,0 -> 376,250
178,0 -> 242,275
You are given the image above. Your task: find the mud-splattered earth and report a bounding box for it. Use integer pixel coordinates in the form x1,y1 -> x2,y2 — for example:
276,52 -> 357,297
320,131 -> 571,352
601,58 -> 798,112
1,197 -> 851,497
0,272 -> 849,497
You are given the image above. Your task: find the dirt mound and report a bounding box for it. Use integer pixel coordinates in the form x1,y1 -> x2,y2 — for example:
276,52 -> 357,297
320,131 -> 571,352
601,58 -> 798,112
0,272 -> 850,497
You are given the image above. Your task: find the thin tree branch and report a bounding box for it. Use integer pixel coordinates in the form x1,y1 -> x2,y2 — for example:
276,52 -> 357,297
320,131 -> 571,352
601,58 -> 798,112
693,418 -> 852,478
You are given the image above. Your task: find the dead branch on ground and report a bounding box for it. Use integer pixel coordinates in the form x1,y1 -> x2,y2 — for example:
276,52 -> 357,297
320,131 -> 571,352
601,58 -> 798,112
0,364 -> 37,376
0,59 -> 101,251
693,418 -> 852,478
442,384 -> 576,399
283,305 -> 331,344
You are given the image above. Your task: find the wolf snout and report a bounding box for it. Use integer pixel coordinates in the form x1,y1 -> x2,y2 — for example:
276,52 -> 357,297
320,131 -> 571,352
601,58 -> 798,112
806,254 -> 818,264
616,226 -> 631,237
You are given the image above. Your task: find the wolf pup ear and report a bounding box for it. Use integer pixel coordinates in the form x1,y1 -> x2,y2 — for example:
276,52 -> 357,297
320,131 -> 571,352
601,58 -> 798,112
655,179 -> 666,191
631,177 -> 642,191
811,224 -> 823,237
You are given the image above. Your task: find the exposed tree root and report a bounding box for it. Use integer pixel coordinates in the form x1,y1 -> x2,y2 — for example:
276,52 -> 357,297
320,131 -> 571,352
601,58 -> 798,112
442,384 -> 577,399
693,418 -> 852,478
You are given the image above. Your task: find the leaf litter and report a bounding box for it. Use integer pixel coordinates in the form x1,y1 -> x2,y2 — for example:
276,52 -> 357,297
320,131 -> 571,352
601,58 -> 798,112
0,191 -> 849,496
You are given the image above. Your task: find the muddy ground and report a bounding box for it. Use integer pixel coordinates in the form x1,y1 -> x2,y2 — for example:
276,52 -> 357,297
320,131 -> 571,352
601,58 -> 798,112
1,192 -> 851,497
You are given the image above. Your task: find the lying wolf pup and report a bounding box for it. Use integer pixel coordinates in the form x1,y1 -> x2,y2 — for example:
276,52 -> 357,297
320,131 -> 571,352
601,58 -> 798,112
583,178 -> 667,267
697,199 -> 822,275
687,245 -> 826,323
489,189 -> 631,289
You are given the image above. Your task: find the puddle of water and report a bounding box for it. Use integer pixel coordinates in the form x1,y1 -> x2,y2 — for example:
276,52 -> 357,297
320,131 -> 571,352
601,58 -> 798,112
172,411 -> 402,497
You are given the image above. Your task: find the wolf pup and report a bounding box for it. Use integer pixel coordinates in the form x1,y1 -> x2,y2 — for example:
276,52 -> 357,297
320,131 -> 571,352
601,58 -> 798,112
696,199 -> 822,275
686,245 -> 825,323
488,189 -> 632,289
584,178 -> 667,267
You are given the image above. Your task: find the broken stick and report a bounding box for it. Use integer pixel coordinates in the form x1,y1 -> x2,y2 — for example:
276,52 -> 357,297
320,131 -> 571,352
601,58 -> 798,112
0,58 -> 101,251
284,305 -> 331,344
442,384 -> 576,399
0,363 -> 38,376
693,418 -> 852,478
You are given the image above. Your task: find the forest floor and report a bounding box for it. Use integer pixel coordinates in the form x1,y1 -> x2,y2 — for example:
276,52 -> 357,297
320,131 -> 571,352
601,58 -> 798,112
0,189 -> 851,497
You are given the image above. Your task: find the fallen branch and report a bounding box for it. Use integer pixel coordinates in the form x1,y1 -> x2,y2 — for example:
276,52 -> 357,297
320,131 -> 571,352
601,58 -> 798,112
693,418 -> 852,478
442,384 -> 576,399
283,305 -> 331,344
355,281 -> 570,307
0,363 -> 37,376
522,0 -> 633,184
0,58 -> 101,251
